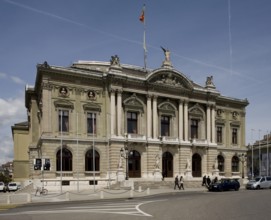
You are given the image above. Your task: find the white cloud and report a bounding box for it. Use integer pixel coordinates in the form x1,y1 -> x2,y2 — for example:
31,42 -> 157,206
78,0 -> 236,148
10,76 -> 26,85
0,72 -> 7,78
0,96 -> 26,165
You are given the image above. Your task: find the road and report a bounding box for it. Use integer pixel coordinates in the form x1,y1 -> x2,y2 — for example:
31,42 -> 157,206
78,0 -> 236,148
0,189 -> 270,220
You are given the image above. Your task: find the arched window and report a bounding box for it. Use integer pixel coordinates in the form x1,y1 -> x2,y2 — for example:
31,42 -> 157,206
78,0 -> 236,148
217,155 -> 225,172
56,148 -> 72,171
85,149 -> 100,171
232,156 -> 239,172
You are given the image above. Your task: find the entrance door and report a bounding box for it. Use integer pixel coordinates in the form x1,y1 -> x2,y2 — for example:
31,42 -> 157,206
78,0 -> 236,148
162,152 -> 173,177
192,153 -> 202,177
128,150 -> 141,178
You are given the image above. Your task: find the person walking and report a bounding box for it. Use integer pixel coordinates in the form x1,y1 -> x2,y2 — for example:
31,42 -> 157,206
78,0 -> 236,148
207,176 -> 211,187
202,175 -> 207,186
179,176 -> 184,190
174,175 -> 179,190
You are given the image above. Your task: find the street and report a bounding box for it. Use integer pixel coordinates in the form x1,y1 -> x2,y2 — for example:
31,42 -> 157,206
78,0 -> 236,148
0,189 -> 270,220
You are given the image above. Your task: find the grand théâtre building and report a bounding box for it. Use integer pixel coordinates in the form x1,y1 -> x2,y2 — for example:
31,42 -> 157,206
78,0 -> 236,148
12,54 -> 249,189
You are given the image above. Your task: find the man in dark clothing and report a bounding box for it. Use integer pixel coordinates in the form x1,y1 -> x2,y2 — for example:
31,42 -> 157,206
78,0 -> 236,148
174,175 -> 180,190
207,176 -> 211,186
202,175 -> 207,186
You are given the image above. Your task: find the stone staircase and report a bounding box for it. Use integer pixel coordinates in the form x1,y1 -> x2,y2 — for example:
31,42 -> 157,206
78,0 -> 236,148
107,178 -> 205,190
15,182 -> 34,194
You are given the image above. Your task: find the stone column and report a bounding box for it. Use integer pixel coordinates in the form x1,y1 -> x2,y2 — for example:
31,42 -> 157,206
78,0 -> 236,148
110,90 -> 116,136
184,101 -> 188,141
178,100 -> 183,141
117,90 -> 122,136
147,95 -> 152,139
206,104 -> 211,143
211,106 -> 216,143
152,96 -> 158,139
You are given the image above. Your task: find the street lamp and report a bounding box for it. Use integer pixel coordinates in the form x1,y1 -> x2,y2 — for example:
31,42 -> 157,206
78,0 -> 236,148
120,146 -> 129,180
248,144 -> 254,179
239,153 -> 247,179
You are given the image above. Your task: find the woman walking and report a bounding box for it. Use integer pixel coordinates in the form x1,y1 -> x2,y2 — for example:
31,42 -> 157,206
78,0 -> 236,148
179,176 -> 184,190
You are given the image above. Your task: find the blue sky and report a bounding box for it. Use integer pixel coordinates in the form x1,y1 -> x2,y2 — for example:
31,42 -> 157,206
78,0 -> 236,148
0,0 -> 270,165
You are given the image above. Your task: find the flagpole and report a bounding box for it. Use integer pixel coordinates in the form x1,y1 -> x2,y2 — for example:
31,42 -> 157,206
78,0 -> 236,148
140,4 -> 147,70
143,19 -> 147,70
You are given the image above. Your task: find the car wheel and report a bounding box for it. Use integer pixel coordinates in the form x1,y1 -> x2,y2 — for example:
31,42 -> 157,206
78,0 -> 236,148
235,186 -> 239,191
256,185 -> 260,190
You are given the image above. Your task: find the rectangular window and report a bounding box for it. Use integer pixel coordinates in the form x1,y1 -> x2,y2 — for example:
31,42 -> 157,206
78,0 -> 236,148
217,126 -> 223,143
127,112 -> 138,134
232,128 -> 238,144
59,110 -> 69,132
87,113 -> 96,134
161,115 -> 170,136
191,119 -> 198,139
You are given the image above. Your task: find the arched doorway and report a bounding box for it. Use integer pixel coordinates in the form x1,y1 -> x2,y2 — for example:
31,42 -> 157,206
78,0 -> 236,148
128,150 -> 141,178
192,153 -> 201,177
162,152 -> 173,177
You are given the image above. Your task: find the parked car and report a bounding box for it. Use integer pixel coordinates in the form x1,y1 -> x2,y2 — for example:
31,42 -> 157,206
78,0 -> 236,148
208,178 -> 240,192
7,182 -> 20,192
246,176 -> 271,190
0,181 -> 7,192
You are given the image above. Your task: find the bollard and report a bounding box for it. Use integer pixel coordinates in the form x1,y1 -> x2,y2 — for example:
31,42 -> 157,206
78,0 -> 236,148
27,193 -> 32,203
138,186 -> 142,192
7,195 -> 10,204
146,188 -> 150,195
65,192 -> 70,201
130,189 -> 134,198
100,191 -> 104,199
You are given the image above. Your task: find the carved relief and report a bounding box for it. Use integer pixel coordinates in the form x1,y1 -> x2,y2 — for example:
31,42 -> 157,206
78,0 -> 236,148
153,73 -> 183,87
87,90 -> 96,100
59,86 -> 69,97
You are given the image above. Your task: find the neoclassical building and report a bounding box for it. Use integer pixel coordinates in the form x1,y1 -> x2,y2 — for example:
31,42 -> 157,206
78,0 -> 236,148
12,53 -> 249,188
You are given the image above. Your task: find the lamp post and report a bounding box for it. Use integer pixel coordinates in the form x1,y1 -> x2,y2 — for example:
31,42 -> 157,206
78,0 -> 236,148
120,146 -> 129,180
250,144 -> 254,179
239,153 -> 247,179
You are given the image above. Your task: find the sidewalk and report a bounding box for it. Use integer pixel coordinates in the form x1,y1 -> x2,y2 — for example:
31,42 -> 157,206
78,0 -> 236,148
0,187 -> 208,205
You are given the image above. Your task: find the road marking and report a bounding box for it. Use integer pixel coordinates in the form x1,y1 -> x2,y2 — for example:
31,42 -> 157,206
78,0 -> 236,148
0,200 -> 163,217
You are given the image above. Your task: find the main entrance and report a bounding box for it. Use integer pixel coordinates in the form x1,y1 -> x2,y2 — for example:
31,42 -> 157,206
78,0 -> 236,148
192,153 -> 202,177
128,150 -> 141,178
162,152 -> 173,177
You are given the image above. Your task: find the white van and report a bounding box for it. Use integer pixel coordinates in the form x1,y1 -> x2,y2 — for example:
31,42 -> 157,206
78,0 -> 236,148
246,176 -> 271,189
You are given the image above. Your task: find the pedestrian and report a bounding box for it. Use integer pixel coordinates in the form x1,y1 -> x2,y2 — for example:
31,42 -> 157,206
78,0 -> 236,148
207,176 -> 211,186
202,175 -> 206,186
179,176 -> 184,190
213,176 -> 218,183
174,175 -> 179,190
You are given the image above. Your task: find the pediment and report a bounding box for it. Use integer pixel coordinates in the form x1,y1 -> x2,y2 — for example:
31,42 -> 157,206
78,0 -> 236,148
123,94 -> 144,112
83,103 -> 101,112
158,102 -> 176,116
54,99 -> 74,109
147,69 -> 193,90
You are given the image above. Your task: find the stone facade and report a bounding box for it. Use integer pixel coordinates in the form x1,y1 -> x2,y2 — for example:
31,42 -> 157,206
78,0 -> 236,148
12,56 -> 249,189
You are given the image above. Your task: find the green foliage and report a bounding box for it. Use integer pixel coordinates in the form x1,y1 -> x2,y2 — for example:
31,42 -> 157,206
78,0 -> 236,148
0,173 -> 12,184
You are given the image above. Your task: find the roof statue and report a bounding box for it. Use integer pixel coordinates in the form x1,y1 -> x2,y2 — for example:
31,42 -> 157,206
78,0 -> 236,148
161,46 -> 172,68
110,55 -> 120,66
205,75 -> 216,89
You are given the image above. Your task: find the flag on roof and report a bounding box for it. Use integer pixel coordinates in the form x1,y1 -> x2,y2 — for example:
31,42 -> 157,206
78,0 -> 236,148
139,5 -> 145,23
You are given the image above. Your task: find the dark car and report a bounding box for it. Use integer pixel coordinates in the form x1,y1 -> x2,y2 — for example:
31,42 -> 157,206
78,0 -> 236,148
208,178 -> 240,192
